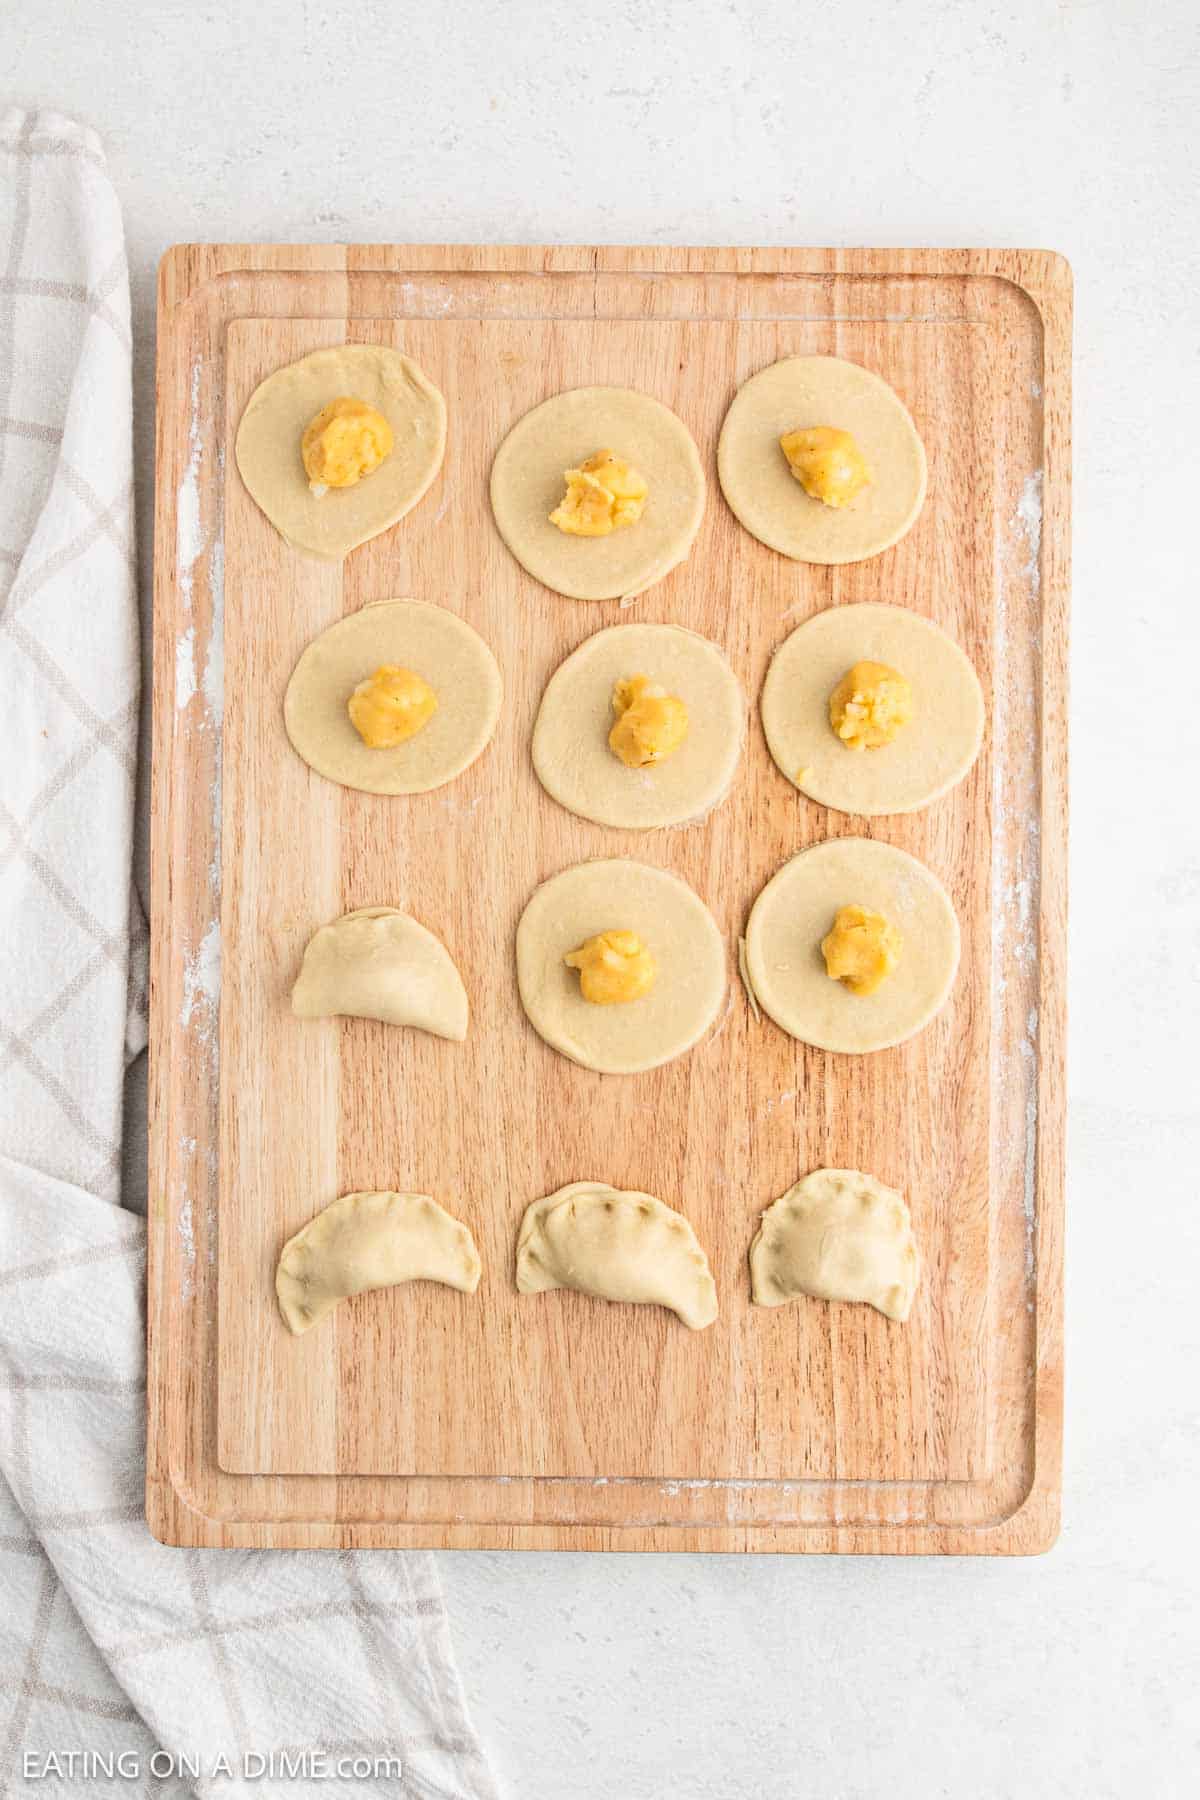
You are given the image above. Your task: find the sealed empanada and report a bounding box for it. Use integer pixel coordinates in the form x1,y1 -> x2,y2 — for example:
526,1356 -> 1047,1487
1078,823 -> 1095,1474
516,1182 -> 717,1330
276,1190 -> 481,1335
291,907 -> 468,1041
749,1168 -> 920,1322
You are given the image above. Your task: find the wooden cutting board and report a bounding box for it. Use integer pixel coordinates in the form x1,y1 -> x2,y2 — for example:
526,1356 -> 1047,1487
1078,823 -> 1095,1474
147,245 -> 1069,1552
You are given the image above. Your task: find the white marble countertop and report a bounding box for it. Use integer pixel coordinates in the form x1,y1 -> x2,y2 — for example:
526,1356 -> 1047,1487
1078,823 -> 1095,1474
8,1 -> 1197,1793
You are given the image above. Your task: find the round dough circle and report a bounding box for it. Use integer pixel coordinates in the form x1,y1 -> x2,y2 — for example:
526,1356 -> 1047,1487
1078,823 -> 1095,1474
235,345 -> 446,560
717,356 -> 926,564
744,838 -> 959,1053
490,387 -> 706,601
516,859 -> 727,1074
761,603 -> 984,815
532,624 -> 745,829
284,600 -> 502,795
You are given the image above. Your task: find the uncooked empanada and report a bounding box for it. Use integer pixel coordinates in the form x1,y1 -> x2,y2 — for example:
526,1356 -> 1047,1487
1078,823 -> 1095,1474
291,907 -> 468,1041
276,1190 -> 481,1335
749,1168 -> 920,1322
516,1181 -> 717,1330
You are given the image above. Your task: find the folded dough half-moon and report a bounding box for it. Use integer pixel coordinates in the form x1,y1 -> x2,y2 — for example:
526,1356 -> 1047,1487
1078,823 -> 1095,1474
516,1181 -> 717,1330
276,1190 -> 481,1335
291,907 -> 468,1041
749,1168 -> 920,1322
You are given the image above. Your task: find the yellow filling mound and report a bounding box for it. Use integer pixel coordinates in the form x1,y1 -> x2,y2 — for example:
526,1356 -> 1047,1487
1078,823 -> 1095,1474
302,397 -> 394,493
550,451 -> 648,536
564,930 -> 656,1004
347,665 -> 437,748
608,674 -> 689,767
828,660 -> 913,751
821,905 -> 902,997
780,426 -> 872,509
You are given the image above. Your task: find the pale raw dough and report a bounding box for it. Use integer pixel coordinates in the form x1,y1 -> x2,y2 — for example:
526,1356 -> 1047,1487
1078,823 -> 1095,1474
749,1168 -> 920,1322
284,599 -> 502,795
490,386 -> 705,601
761,603 -> 985,815
291,907 -> 468,1040
532,623 -> 745,829
516,1182 -> 717,1330
743,837 -> 959,1053
516,858 -> 726,1075
717,355 -> 926,564
235,345 -> 446,560
276,1190 -> 481,1335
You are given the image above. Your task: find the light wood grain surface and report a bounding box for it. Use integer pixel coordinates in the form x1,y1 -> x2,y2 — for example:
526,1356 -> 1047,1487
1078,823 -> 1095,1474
148,245 -> 1069,1552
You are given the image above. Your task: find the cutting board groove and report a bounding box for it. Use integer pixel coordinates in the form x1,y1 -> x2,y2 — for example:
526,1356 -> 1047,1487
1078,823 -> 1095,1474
148,245 -> 1068,1552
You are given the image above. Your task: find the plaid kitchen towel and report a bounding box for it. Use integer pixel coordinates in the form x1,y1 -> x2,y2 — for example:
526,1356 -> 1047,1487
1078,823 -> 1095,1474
0,110 -> 500,1800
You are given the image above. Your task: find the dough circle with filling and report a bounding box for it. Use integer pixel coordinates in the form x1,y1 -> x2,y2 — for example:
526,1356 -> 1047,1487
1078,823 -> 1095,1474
236,345 -> 446,560
717,355 -> 926,564
743,837 -> 959,1053
532,623 -> 745,829
489,386 -> 705,601
516,859 -> 726,1074
284,599 -> 502,795
761,602 -> 985,815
